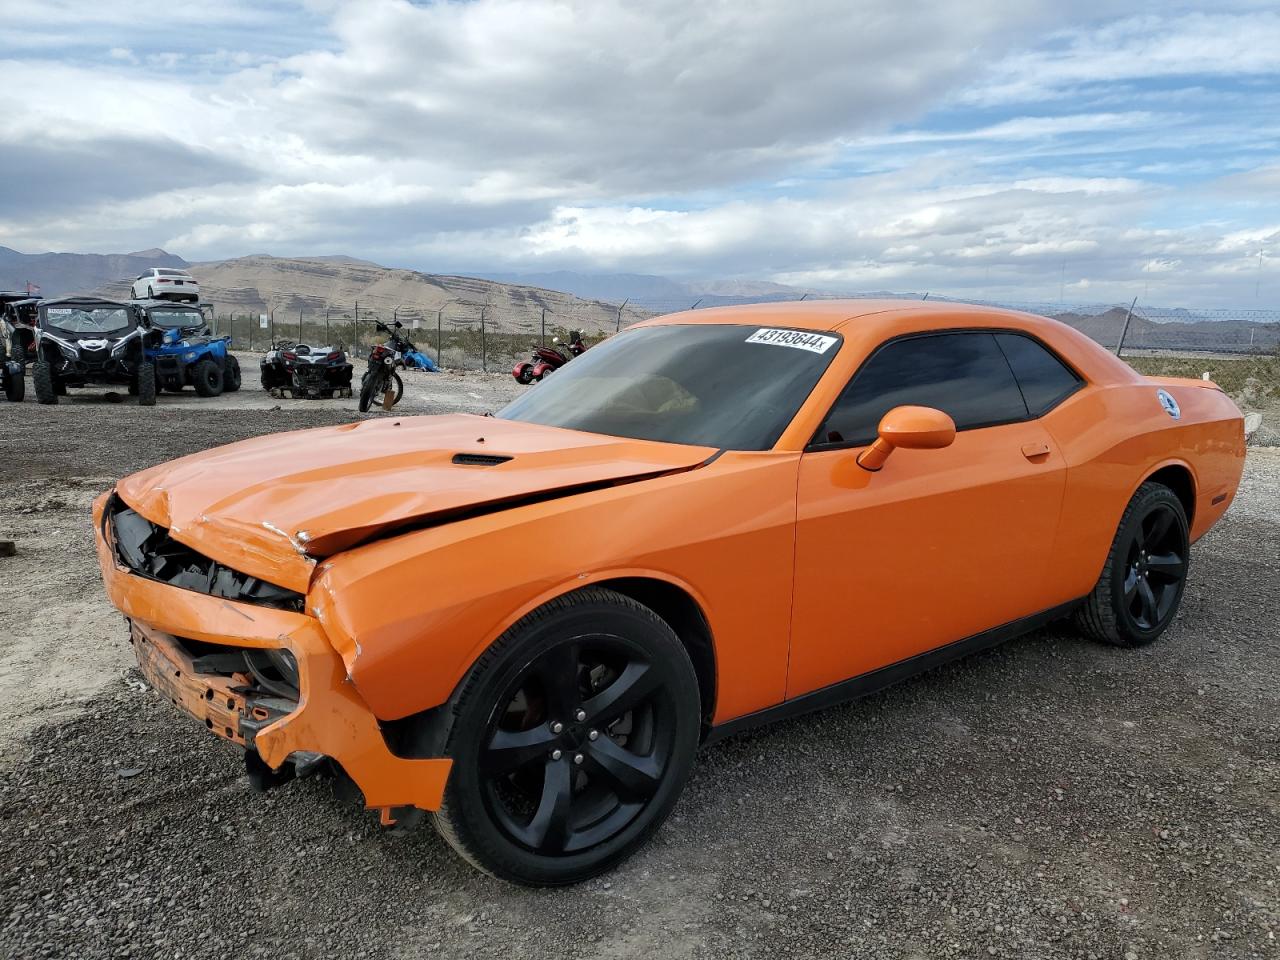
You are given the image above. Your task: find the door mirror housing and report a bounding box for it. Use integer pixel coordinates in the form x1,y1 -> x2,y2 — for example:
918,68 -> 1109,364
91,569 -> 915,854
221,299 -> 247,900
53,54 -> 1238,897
856,405 -> 956,472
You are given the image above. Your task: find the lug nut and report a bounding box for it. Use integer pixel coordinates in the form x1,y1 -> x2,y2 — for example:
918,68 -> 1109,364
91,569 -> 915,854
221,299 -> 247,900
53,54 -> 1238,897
575,709 -> 587,721
573,754 -> 584,765
551,749 -> 562,760
550,721 -> 564,734
588,729 -> 599,741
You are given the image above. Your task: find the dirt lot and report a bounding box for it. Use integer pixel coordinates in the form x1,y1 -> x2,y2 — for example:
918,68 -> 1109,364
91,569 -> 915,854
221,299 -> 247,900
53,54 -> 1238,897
1,370 -> 1277,960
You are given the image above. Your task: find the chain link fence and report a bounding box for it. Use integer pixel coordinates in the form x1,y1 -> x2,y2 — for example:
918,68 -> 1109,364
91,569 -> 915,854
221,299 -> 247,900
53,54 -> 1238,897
209,306 -> 607,372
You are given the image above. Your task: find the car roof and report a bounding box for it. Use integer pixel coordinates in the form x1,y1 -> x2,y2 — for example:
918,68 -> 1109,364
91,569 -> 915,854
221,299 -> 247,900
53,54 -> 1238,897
635,298 -> 1077,334
41,296 -> 131,308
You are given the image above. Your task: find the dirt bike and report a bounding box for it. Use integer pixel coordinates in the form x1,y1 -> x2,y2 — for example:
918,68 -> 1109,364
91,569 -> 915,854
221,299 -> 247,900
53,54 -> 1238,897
358,319 -> 437,413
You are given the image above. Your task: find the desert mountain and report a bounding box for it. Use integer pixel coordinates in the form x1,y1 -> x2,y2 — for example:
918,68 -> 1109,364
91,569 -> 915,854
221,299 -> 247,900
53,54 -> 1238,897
102,255 -> 637,334
0,246 -> 187,297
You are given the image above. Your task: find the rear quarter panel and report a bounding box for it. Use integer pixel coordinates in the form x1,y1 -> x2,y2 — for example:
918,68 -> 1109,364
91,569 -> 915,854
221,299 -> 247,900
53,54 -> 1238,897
1040,378 -> 1244,603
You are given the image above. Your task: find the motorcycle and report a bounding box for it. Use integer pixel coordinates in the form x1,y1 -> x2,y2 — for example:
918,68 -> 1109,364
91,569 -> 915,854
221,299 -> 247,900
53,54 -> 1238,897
260,339 -> 353,399
512,330 -> 586,384
358,319 -> 437,413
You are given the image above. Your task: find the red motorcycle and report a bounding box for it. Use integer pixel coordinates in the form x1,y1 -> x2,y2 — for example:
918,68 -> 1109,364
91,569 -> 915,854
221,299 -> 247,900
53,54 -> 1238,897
512,331 -> 585,384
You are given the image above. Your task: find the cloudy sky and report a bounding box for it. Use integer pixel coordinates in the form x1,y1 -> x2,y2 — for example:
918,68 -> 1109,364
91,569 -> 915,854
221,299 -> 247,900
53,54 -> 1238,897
1,0 -> 1278,306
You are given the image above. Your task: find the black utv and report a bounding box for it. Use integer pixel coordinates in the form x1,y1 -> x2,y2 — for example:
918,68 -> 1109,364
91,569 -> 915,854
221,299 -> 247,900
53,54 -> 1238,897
32,297 -> 157,406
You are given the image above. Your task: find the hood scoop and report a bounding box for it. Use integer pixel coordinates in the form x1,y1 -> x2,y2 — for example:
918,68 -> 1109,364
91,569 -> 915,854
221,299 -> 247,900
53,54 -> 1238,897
451,453 -> 513,467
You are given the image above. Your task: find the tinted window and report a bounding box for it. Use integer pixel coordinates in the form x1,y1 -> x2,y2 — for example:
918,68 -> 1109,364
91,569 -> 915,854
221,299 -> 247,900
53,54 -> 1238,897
817,332 -> 1028,446
499,324 -> 841,451
994,333 -> 1081,416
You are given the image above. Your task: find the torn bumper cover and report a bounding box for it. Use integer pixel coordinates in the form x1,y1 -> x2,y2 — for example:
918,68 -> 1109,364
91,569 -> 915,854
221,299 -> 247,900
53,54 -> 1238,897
93,490 -> 452,811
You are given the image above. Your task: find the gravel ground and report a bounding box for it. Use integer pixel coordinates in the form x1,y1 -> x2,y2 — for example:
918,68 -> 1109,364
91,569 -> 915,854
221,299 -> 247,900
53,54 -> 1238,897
0,377 -> 1277,960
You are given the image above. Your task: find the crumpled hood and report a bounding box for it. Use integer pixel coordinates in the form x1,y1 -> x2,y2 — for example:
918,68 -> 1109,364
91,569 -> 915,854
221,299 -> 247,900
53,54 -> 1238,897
115,414 -> 715,593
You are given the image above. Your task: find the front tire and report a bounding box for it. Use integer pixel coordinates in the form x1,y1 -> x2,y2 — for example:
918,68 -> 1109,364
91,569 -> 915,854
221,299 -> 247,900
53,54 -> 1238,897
3,363 -> 23,402
33,360 -> 57,405
136,362 -> 157,407
192,358 -> 223,397
358,369 -> 382,412
224,356 -> 242,392
1075,482 -> 1189,647
432,588 -> 700,886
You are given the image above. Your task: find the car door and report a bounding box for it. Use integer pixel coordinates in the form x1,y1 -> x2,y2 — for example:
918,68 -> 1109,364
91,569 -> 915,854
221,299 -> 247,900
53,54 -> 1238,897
786,330 -> 1069,699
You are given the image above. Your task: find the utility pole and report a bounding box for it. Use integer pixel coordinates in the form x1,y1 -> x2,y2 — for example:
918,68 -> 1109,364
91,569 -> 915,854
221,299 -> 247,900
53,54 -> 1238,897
325,308 -> 331,347
541,307 -> 546,346
437,307 -> 443,364
1115,296 -> 1139,356
615,298 -> 630,331
480,307 -> 488,372
269,308 -> 275,344
1060,260 -> 1066,302
298,307 -> 303,344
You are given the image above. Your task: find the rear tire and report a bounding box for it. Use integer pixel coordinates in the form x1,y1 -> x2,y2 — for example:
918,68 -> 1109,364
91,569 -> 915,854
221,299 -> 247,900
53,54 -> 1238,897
193,358 -> 223,397
432,588 -> 700,886
1075,482 -> 1189,647
224,356 -> 242,392
136,362 -> 157,407
33,360 -> 57,405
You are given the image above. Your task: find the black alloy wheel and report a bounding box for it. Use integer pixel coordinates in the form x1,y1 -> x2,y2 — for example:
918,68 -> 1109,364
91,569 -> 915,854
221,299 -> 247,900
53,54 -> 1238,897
1122,501 -> 1185,630
1076,481 -> 1189,646
433,589 -> 700,885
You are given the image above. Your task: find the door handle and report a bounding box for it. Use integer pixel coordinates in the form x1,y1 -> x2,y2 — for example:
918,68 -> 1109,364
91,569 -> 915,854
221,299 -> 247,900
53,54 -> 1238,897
1021,441 -> 1051,461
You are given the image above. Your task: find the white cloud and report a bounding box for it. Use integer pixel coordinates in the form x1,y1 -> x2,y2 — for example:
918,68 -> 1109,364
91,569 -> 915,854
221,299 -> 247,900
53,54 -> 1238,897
0,0 -> 1278,307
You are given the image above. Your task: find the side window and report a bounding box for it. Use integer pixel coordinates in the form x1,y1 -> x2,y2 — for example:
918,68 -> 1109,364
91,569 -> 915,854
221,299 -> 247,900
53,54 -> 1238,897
816,332 -> 1028,446
993,332 -> 1082,416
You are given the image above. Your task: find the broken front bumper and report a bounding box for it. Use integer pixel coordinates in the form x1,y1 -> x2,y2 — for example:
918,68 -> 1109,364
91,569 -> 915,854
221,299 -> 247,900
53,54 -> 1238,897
93,492 -> 452,811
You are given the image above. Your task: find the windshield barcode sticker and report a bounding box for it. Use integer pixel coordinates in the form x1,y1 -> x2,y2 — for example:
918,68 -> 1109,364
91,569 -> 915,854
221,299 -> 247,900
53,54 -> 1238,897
745,328 -> 838,354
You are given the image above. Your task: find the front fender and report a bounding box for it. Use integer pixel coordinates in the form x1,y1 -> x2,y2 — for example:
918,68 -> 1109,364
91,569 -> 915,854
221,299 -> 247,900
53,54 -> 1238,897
309,450 -> 801,725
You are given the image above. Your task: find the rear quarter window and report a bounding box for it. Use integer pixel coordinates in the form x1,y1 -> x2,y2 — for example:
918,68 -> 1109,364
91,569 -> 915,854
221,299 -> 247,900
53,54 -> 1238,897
993,332 -> 1082,416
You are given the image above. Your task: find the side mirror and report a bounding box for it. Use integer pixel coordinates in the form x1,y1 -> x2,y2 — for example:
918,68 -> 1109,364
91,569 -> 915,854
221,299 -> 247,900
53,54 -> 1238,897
164,328 -> 181,344
856,405 -> 956,472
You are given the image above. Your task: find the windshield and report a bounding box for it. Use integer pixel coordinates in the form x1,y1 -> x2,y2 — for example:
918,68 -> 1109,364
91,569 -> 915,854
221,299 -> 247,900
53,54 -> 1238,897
43,306 -> 133,337
497,324 -> 841,450
148,309 -> 204,330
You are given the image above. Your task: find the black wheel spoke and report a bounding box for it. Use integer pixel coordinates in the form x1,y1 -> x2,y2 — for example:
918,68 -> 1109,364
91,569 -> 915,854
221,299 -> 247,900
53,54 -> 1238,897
524,759 -> 574,852
1136,578 -> 1158,625
585,735 -> 663,800
582,660 -> 659,725
1147,508 -> 1174,548
1123,568 -> 1140,599
484,726 -> 558,775
1146,551 -> 1184,580
535,641 -> 581,718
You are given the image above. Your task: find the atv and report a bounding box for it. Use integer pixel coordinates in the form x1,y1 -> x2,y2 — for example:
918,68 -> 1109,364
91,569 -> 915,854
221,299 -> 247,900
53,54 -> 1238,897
260,340 -> 353,399
134,300 -> 240,397
1,292 -> 40,365
32,297 -> 156,406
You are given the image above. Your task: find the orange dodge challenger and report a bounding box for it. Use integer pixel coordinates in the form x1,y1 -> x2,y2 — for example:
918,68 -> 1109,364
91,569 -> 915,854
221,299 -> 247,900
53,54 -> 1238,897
94,300 -> 1245,884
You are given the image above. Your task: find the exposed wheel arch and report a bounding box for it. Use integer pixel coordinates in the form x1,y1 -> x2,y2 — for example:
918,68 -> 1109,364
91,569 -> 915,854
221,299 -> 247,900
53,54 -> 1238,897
1142,462 -> 1196,530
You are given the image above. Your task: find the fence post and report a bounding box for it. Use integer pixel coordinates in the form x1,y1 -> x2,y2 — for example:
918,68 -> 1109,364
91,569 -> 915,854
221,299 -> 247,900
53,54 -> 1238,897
480,307 -> 488,373
1115,297 -> 1138,356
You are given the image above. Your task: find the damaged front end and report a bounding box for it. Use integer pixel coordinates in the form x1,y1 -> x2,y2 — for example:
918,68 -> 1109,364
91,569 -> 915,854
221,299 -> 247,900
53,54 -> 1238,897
94,489 -> 453,818
107,495 -> 304,611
